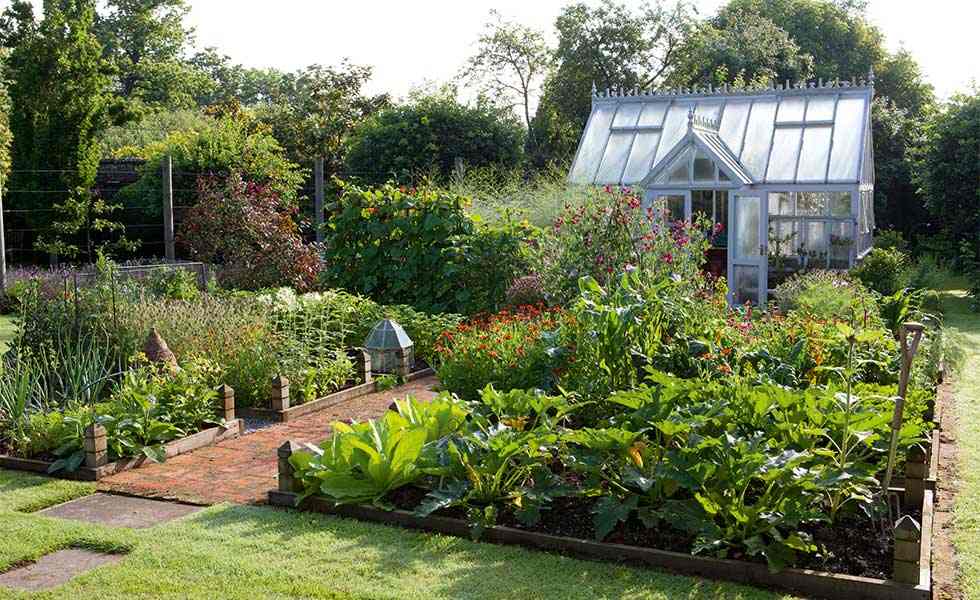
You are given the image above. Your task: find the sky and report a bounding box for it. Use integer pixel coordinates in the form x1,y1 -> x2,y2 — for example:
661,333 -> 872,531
11,0 -> 980,101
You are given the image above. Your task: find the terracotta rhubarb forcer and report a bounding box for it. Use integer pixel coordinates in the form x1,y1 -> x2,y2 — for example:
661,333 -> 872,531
143,327 -> 178,371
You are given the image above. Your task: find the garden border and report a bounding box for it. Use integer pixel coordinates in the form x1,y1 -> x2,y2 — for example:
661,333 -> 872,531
237,364 -> 436,424
266,378 -> 951,600
0,419 -> 243,482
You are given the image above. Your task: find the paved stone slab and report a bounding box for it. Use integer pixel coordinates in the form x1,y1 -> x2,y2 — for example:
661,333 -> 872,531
100,375 -> 440,505
40,493 -> 202,528
0,549 -> 123,591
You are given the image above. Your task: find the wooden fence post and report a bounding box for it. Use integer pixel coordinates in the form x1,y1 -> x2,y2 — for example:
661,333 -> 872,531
893,515 -> 921,585
314,158 -> 325,244
0,187 -> 6,291
162,155 -> 175,261
271,375 -> 290,411
217,384 -> 236,421
905,444 -> 927,509
277,440 -> 304,494
349,348 -> 372,384
83,423 -> 108,468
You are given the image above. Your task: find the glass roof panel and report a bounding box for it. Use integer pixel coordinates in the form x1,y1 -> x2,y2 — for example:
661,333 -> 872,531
595,131 -> 635,183
655,145 -> 693,184
653,102 -> 693,167
776,96 -> 806,122
796,126 -> 832,182
695,100 -> 724,122
612,103 -> 643,128
719,100 -> 751,155
569,104 -> 617,183
623,131 -> 661,183
740,98 -> 777,179
767,127 -> 803,181
637,101 -> 670,127
805,95 -> 836,121
828,96 -> 865,180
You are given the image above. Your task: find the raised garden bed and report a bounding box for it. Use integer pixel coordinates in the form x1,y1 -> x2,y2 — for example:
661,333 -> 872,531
0,419 -> 243,482
267,379 -> 949,600
238,365 -> 436,424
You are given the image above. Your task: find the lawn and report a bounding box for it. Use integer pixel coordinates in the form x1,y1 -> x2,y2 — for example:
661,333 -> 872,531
0,469 -> 795,600
943,284 -> 980,599
0,315 -> 14,355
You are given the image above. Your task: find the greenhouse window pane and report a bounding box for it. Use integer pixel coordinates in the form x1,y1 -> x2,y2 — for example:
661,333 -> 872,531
696,100 -> 724,122
796,126 -> 832,182
655,145 -> 693,184
776,96 -> 806,122
719,100 -> 751,154
769,192 -> 793,216
613,103 -> 643,128
740,99 -> 777,179
769,218 -> 801,256
594,131 -> 635,183
693,149 -> 714,181
622,131 -> 661,183
637,101 -> 669,127
719,169 -> 731,181
797,192 -> 827,216
828,96 -> 865,180
655,194 -> 685,221
653,103 -> 693,166
806,95 -> 836,121
569,104 -> 617,183
829,192 -> 851,217
766,127 -> 802,181
803,220 -> 830,264
829,221 -> 853,269
735,196 -> 761,258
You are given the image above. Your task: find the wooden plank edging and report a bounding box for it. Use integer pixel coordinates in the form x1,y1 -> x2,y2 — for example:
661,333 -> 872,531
0,419 -> 243,482
239,368 -> 436,423
267,490 -> 928,600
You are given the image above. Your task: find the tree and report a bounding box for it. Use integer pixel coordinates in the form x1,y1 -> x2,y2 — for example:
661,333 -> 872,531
461,10 -> 553,134
530,0 -> 692,165
0,0 -> 36,49
344,90 -> 525,186
95,0 -> 207,108
915,89 -> 980,264
252,62 -> 389,173
7,0 -> 131,261
189,47 -> 290,107
666,10 -> 814,88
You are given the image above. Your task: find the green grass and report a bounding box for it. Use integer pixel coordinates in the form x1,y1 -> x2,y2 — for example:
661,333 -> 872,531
0,469 -> 795,599
0,315 -> 14,355
942,284 -> 980,599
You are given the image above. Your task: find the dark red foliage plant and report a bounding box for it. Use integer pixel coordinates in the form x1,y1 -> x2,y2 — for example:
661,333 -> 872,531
178,172 -> 321,291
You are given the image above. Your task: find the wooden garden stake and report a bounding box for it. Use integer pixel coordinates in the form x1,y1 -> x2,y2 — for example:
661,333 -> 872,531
892,515 -> 921,585
882,322 -> 925,493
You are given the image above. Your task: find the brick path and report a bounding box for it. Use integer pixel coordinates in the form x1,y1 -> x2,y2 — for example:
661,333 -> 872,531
99,377 -> 440,505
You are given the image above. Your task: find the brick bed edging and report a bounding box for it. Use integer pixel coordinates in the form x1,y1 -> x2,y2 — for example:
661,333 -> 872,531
0,419 -> 243,482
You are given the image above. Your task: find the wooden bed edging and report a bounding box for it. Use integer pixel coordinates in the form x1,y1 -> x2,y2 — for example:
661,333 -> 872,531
238,367 -> 437,424
267,489 -> 928,600
0,419 -> 243,482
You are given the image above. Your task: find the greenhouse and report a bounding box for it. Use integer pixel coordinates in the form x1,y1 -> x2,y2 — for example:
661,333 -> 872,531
568,74 -> 876,305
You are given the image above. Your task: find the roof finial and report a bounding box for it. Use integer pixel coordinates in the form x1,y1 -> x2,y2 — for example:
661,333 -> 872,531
687,105 -> 696,130
868,66 -> 875,87
591,81 -> 597,97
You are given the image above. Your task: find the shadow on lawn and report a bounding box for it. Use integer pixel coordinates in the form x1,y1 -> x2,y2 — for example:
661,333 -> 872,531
187,504 -> 785,600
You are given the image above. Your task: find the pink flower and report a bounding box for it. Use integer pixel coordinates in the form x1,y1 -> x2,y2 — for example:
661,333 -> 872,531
662,253 -> 673,264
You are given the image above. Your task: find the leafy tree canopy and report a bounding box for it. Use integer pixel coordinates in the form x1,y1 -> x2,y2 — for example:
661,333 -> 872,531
345,89 -> 525,186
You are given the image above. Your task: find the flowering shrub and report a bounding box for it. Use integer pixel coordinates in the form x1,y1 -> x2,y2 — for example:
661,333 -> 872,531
435,305 -> 564,400
534,186 -> 713,304
179,172 -> 321,291
772,270 -> 879,322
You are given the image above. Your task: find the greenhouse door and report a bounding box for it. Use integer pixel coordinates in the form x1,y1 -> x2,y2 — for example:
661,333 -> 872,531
728,194 -> 766,306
